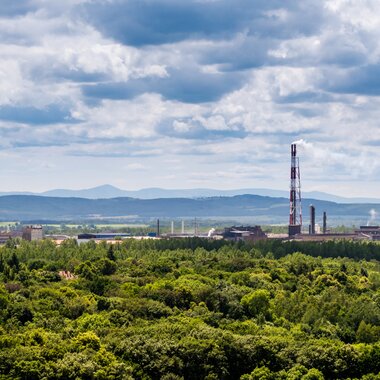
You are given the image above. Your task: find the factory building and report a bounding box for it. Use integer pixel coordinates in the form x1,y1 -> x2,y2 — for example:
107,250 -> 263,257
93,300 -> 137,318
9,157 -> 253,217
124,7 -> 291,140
223,226 -> 267,242
22,225 -> 43,241
0,233 -> 12,244
356,226 -> 380,240
78,233 -> 131,240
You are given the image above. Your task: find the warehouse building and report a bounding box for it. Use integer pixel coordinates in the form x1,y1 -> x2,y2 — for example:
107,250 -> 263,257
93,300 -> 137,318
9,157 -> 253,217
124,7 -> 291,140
22,225 -> 43,241
222,226 -> 267,242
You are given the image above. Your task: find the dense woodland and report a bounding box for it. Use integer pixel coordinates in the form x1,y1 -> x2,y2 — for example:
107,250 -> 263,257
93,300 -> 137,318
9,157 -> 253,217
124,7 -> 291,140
1,238 -> 380,379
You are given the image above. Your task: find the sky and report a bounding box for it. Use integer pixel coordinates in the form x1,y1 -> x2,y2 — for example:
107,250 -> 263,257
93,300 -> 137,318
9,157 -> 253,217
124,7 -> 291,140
0,0 -> 380,196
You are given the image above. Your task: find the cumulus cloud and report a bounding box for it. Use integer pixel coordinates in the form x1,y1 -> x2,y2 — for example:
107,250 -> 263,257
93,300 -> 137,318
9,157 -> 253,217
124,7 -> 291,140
0,0 -> 380,195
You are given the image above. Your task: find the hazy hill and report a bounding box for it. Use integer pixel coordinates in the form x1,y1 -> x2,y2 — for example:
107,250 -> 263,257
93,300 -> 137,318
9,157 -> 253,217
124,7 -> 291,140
0,184 -> 379,203
0,194 -> 378,225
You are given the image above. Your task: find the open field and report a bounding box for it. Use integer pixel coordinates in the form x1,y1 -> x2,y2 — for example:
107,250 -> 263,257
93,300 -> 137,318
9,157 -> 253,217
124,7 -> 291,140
0,222 -> 17,226
42,223 -> 149,229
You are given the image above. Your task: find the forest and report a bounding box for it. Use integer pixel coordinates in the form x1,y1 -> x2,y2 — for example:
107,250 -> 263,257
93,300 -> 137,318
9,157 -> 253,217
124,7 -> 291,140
1,237 -> 380,379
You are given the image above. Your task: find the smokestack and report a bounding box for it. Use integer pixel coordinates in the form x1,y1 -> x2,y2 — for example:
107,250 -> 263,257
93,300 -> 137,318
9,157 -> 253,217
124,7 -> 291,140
171,221 -> 174,234
157,219 -> 160,237
323,212 -> 327,234
288,143 -> 302,236
181,220 -> 185,234
309,205 -> 315,235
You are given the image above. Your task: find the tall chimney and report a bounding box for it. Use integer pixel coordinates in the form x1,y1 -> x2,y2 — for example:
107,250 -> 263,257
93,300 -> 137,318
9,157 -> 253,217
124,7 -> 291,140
157,219 -> 160,237
323,212 -> 327,234
309,205 -> 315,234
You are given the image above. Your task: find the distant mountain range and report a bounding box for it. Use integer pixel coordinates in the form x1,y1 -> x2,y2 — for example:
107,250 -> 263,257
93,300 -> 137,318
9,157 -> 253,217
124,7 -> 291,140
0,184 -> 379,204
0,194 -> 378,225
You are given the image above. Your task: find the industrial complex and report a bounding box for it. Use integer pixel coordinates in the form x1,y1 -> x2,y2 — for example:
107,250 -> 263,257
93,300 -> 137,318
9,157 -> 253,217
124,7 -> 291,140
0,144 -> 378,245
285,144 -> 380,242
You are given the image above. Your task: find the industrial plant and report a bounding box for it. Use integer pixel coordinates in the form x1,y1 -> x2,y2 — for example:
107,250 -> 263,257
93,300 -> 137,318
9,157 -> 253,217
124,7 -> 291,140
285,143 -> 380,242
0,143 -> 378,245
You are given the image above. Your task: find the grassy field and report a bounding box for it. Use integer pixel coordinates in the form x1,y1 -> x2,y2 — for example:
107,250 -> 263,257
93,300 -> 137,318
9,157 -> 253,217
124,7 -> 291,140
42,223 -> 149,228
0,222 -> 18,227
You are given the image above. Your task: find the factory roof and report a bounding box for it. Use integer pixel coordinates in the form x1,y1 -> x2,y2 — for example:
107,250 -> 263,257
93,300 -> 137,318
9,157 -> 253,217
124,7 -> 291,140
78,233 -> 131,239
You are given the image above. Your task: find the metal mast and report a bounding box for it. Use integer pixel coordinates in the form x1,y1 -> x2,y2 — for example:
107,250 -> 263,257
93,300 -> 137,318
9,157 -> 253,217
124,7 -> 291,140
288,143 -> 302,236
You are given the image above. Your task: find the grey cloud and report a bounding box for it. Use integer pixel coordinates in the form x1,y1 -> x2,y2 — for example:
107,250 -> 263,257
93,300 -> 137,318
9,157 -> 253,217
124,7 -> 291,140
199,37 -> 274,72
287,107 -> 321,118
0,129 -> 131,150
0,123 -> 83,149
82,0 -> 257,46
30,65 -> 109,84
82,82 -> 138,100
275,91 -> 334,104
68,144 -> 164,158
82,68 -> 245,103
0,1 -> 36,16
325,65 -> 380,96
0,105 -> 81,125
81,0 -> 325,47
157,117 -> 247,140
363,139 -> 380,147
319,36 -> 368,67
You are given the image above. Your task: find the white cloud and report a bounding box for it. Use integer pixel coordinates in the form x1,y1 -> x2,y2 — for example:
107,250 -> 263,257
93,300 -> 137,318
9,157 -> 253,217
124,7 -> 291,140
127,163 -> 146,170
0,0 -> 379,197
198,115 -> 230,131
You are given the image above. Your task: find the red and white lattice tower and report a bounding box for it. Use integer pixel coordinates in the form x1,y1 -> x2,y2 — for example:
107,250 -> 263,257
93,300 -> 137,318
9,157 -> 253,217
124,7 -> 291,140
288,143 -> 302,236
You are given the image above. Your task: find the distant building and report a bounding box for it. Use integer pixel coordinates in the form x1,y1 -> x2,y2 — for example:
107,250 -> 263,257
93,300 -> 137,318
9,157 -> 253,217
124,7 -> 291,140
22,225 -> 43,241
77,232 -> 131,240
0,233 -> 12,244
222,226 -> 267,242
356,226 -> 380,240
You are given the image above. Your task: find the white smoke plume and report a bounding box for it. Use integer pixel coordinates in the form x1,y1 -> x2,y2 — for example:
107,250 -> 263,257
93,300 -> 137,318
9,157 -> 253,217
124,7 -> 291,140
292,139 -> 309,147
367,209 -> 378,226
291,139 -> 348,167
291,139 -> 314,153
207,228 -> 216,237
